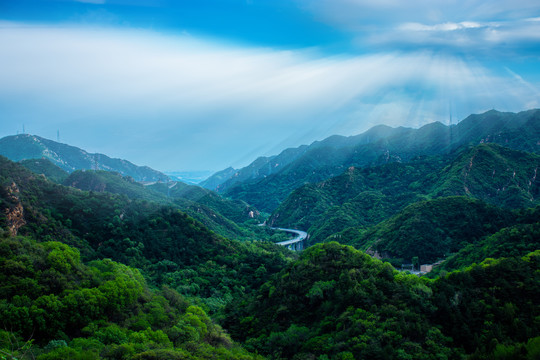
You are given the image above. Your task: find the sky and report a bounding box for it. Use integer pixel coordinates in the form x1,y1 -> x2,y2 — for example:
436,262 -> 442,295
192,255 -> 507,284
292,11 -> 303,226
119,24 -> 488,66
1,0 -> 540,172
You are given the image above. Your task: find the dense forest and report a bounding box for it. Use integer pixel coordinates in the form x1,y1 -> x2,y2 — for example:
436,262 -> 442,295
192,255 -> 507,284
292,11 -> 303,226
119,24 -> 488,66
213,109 -> 540,212
0,110 -> 539,359
225,242 -> 540,359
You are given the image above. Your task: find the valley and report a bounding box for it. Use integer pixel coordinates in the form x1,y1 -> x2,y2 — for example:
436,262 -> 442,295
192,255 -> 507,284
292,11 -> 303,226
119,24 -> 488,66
0,109 -> 539,359
2,0 -> 540,358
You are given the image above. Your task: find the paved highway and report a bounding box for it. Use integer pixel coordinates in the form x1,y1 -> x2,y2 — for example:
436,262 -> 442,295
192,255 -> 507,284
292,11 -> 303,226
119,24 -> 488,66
272,227 -> 308,249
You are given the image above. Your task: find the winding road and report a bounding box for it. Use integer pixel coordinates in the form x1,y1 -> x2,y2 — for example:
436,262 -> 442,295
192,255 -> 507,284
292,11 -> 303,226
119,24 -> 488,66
272,227 -> 308,251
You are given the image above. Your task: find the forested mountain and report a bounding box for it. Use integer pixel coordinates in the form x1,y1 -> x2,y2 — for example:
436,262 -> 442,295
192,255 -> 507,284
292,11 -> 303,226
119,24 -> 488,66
0,156 -> 293,303
429,207 -> 540,275
26,168 -> 262,241
146,181 -> 262,224
225,242 -> 540,359
0,155 -> 302,358
1,109 -> 539,359
349,196 -> 517,263
0,134 -> 169,182
269,144 -> 540,246
208,109 -> 539,212
0,236 -> 265,359
199,167 -> 237,190
19,158 -> 69,184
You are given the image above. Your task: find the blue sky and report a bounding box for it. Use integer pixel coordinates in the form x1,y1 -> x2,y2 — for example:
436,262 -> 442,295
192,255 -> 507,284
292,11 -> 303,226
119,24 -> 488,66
1,0 -> 539,172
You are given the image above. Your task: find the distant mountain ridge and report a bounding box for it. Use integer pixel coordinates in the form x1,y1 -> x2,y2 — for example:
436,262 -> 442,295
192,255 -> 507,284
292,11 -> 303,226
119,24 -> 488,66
205,109 -> 540,211
269,143 -> 540,244
0,134 -> 169,182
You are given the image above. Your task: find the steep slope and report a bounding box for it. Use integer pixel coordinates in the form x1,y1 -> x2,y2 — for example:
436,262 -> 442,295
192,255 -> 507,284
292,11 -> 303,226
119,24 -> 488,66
201,146 -> 310,193
147,181 -> 261,223
61,170 -> 264,241
199,166 -> 237,190
201,125 -> 408,194
350,196 -> 516,264
0,156 -> 294,311
268,155 -> 445,240
432,143 -> 540,208
270,143 -> 539,244
429,206 -> 540,274
213,109 -> 540,212
224,242 -> 540,359
19,158 -> 69,183
63,170 -> 164,202
0,134 -> 169,182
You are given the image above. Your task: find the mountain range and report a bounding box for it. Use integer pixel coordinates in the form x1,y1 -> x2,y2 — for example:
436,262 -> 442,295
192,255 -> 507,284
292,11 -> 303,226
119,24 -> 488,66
268,143 -> 540,246
0,134 -> 169,182
203,109 -> 540,212
0,108 -> 539,359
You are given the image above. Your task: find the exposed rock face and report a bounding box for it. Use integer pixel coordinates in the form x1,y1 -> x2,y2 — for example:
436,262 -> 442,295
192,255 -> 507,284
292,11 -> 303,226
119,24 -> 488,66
4,182 -> 26,236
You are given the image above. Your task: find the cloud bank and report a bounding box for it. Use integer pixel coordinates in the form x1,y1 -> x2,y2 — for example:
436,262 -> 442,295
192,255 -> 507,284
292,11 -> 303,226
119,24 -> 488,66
298,0 -> 540,53
0,22 -> 538,171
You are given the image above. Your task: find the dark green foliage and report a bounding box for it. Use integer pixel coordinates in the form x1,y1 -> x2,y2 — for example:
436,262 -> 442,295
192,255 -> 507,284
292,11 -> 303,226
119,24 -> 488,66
62,169 -> 266,242
269,155 -> 443,243
63,170 -> 164,203
225,242 -> 453,359
432,251 -> 540,357
432,144 -> 540,208
0,156 -> 294,314
224,242 -> 540,359
271,143 -> 539,245
267,143 -> 539,270
352,196 -> 515,263
19,158 -> 69,183
147,181 -> 258,223
432,213 -> 540,274
215,109 -> 540,212
1,109 -> 539,360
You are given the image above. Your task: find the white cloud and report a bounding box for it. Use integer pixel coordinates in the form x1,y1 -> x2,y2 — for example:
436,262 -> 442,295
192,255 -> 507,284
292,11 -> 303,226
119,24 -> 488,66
297,0 -> 540,52
399,22 -> 484,32
0,22 -> 536,170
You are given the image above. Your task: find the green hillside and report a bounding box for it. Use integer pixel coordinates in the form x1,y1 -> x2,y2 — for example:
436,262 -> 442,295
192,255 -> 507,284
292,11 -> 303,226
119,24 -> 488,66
215,109 -> 540,212
268,154 -> 444,241
224,242 -> 540,359
0,156 -> 294,312
0,134 -> 169,182
0,236 -> 263,359
432,144 -> 540,208
60,170 -> 266,241
430,207 -> 540,275
19,158 -> 69,183
1,109 -> 539,360
270,143 -> 539,247
147,181 -> 262,224
64,170 -> 164,202
350,196 -> 516,264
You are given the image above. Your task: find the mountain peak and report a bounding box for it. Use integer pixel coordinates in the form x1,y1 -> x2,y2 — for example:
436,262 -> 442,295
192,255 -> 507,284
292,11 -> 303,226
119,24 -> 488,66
0,134 -> 169,182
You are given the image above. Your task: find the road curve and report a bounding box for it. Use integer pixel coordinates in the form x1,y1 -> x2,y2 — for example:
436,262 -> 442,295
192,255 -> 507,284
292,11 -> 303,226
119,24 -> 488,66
272,227 -> 308,246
